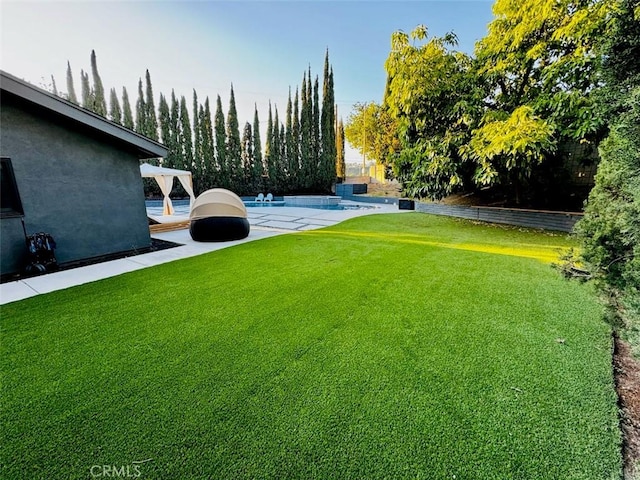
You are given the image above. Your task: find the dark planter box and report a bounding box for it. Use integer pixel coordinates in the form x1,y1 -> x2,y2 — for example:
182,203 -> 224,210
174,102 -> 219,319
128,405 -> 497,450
352,184 -> 368,194
399,199 -> 415,210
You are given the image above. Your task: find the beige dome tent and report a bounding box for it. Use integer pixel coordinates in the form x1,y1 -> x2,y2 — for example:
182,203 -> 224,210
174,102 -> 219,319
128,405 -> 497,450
189,189 -> 250,242
190,188 -> 248,220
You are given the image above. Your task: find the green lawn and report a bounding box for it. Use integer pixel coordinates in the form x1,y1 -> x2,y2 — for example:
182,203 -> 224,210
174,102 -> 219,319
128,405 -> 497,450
2,214 -> 621,479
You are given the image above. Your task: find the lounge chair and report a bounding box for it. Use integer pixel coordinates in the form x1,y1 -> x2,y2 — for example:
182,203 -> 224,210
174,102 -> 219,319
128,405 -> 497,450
255,193 -> 265,202
265,193 -> 273,202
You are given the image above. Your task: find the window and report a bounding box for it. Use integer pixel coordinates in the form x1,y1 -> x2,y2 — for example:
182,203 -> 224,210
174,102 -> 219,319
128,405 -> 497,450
1,158 -> 24,218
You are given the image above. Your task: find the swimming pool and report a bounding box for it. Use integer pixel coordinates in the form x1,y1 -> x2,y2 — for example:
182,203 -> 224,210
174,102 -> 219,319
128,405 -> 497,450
145,197 -> 376,211
243,201 -> 374,210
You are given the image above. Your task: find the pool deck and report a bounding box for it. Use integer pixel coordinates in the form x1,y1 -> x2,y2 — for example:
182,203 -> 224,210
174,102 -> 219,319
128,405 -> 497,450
1,201 -> 403,305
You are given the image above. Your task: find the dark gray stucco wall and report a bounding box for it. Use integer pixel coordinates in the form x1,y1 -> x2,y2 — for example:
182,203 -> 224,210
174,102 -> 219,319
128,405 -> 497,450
0,100 -> 151,276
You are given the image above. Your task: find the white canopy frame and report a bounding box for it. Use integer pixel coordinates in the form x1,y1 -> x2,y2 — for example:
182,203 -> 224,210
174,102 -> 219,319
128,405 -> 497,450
140,163 -> 195,215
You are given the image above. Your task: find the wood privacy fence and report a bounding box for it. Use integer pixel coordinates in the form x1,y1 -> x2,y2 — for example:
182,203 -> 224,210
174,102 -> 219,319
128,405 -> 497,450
414,203 -> 583,232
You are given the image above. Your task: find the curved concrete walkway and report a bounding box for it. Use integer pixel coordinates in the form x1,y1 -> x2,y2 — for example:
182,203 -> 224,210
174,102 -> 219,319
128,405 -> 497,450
1,201 -> 402,305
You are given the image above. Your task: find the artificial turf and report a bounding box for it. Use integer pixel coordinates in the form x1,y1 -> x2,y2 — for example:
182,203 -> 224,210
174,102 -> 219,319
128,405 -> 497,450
1,213 -> 621,479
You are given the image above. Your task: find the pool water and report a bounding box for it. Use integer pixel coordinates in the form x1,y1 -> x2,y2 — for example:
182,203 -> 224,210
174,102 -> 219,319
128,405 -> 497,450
145,199 -> 375,211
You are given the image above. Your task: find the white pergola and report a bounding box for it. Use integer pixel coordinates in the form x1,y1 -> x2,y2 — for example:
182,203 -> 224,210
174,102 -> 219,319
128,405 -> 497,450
140,163 -> 195,215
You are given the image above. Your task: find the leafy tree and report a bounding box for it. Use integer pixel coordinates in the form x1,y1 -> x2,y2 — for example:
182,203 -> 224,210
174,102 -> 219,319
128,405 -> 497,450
122,87 -> 134,130
462,106 -> 555,204
226,85 -> 242,193
90,50 -> 107,117
595,0 -> 640,120
385,1 -> 615,202
469,0 -> 613,203
144,70 -> 158,141
384,26 -> 478,199
345,102 -> 401,175
109,87 -> 122,125
135,78 -> 146,135
252,105 -> 264,193
66,61 -> 78,104
214,95 -> 228,189
345,103 -> 382,163
475,0 -> 612,141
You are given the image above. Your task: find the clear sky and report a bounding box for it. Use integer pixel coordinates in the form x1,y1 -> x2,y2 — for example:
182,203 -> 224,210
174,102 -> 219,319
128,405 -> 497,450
1,0 -> 494,163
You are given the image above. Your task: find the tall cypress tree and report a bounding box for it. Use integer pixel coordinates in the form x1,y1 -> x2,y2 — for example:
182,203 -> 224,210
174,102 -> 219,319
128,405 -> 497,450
135,78 -> 146,135
312,75 -> 321,189
285,89 -> 296,193
265,102 -> 275,192
158,93 -> 171,149
200,97 -> 216,190
336,118 -> 346,180
271,107 -> 282,192
122,87 -> 134,130
190,90 -> 201,184
109,87 -> 122,125
252,106 -> 264,193
214,95 -> 228,189
226,85 -> 242,192
241,122 -> 254,195
158,93 -> 177,173
279,123 -> 287,192
157,92 -> 178,192
192,90 -> 202,174
165,90 -> 182,168
292,88 -> 301,191
179,95 -> 193,176
300,72 -> 312,190
192,104 -> 206,193
167,90 -> 181,169
51,76 -> 59,96
321,52 -> 337,192
90,50 -> 107,117
145,70 -> 158,140
66,61 -> 78,104
80,70 -> 93,110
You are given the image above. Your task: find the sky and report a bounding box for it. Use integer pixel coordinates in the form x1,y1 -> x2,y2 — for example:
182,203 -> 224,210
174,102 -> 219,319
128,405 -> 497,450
1,0 -> 495,163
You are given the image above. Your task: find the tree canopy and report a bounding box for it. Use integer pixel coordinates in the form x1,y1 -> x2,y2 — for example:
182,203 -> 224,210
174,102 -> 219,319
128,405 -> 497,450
349,0 -> 619,205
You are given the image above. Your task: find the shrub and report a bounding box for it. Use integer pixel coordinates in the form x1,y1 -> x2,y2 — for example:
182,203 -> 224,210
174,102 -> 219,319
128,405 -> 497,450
575,88 -> 640,352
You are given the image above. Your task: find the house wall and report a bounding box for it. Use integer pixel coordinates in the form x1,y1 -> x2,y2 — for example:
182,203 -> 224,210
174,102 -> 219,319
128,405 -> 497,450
0,99 -> 151,276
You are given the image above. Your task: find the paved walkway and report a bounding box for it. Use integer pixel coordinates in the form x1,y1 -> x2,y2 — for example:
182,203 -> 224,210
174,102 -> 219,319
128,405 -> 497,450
1,202 -> 401,305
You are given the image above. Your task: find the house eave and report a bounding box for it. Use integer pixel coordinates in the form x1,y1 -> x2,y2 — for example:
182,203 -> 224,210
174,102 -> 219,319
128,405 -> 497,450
1,70 -> 168,159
